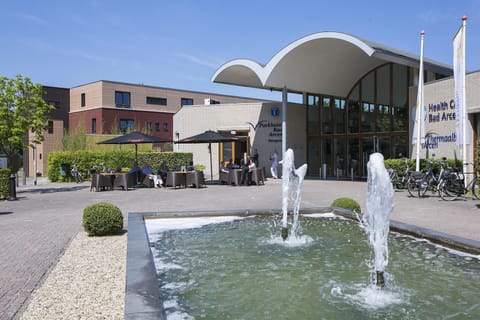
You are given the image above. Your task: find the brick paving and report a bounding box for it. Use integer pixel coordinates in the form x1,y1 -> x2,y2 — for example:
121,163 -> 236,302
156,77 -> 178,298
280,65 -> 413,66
1,177 -> 479,319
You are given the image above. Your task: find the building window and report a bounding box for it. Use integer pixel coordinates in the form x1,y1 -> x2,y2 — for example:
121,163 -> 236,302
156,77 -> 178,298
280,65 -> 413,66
181,98 -> 193,107
163,122 -> 168,131
115,91 -> 131,108
119,119 -> 134,133
81,93 -> 86,107
47,120 -> 54,134
155,122 -> 160,131
92,118 -> 97,134
205,99 -> 220,105
48,100 -> 61,109
146,121 -> 152,131
146,96 -> 167,106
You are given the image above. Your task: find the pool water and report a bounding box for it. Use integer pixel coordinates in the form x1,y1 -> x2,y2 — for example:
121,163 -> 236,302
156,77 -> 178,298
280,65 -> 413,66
147,215 -> 480,320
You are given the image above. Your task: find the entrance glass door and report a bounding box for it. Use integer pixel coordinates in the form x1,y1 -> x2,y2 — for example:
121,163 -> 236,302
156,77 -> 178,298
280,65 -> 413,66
361,137 -> 377,177
219,131 -> 249,167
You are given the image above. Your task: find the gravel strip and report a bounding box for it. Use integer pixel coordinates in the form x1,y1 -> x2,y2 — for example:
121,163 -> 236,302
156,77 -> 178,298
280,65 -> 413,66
20,231 -> 127,320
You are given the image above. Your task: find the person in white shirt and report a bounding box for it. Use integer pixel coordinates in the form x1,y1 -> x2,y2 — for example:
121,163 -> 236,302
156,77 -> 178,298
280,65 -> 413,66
270,151 -> 279,179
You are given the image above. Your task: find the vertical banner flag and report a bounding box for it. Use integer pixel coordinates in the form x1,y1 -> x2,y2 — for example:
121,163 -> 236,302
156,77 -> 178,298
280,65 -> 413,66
453,16 -> 470,148
412,31 -> 425,171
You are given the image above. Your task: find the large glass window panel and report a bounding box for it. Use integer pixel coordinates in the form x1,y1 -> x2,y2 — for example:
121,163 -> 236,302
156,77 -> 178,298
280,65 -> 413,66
347,86 -> 359,133
361,137 -> 376,177
333,138 -> 346,178
377,65 -> 390,105
376,104 -> 391,132
334,98 -> 345,134
307,95 -> 320,135
348,138 -> 359,177
360,72 -> 374,133
320,139 -> 332,177
307,138 -> 319,176
392,65 -> 408,131
321,97 -> 332,134
361,72 -> 374,103
392,136 -> 408,158
361,102 -> 374,132
378,137 -> 391,159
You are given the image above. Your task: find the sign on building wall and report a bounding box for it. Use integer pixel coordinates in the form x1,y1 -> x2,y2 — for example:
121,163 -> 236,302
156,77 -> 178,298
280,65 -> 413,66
418,98 -> 464,159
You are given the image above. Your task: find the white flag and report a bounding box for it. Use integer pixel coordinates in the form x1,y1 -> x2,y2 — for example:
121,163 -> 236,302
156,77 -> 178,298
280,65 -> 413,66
453,19 -> 470,146
412,31 -> 426,171
412,32 -> 425,148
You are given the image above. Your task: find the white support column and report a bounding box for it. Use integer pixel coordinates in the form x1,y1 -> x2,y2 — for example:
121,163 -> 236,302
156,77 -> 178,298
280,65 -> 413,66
281,86 -> 287,157
281,86 -> 288,230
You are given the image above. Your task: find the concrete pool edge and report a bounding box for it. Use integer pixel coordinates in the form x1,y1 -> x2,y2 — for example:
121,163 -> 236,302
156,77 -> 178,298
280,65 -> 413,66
124,208 -> 480,319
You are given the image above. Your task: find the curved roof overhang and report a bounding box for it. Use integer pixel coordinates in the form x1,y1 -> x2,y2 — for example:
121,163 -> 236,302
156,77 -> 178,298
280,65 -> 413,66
212,31 -> 453,97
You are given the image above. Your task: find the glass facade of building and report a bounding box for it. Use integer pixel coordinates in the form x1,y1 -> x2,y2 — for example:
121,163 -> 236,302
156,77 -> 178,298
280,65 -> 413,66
306,62 -> 443,178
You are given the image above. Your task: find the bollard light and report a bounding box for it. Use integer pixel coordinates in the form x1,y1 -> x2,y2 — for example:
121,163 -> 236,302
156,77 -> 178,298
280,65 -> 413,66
9,174 -> 17,201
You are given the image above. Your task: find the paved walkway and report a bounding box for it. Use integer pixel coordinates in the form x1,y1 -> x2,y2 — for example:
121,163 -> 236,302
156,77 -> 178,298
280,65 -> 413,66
1,178 -> 479,319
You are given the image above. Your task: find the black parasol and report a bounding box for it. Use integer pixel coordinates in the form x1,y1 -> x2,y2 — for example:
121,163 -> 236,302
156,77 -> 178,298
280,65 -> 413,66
97,131 -> 170,163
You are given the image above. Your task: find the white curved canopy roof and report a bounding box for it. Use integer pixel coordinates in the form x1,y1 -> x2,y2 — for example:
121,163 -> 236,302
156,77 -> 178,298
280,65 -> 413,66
212,32 -> 452,97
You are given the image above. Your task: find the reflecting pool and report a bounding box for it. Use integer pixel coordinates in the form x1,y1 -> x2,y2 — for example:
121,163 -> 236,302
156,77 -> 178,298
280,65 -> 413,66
147,214 -> 480,320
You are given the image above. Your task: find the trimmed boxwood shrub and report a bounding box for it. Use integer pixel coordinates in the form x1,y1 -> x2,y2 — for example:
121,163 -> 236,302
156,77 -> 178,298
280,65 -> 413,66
82,202 -> 123,236
331,197 -> 361,213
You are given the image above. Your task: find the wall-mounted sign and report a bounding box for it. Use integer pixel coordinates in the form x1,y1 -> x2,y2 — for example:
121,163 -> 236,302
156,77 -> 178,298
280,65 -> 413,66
271,107 -> 279,117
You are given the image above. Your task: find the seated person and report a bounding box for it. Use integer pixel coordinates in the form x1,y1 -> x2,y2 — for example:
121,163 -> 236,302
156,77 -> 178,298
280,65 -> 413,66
129,162 -> 143,183
186,160 -> 195,171
239,158 -> 256,185
129,162 -> 141,174
221,160 -> 233,173
231,162 -> 240,169
142,163 -> 162,188
157,161 -> 169,185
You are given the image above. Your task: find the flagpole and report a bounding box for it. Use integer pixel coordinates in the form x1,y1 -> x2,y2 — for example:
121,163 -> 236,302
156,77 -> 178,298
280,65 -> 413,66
461,16 -> 467,180
415,30 -> 425,172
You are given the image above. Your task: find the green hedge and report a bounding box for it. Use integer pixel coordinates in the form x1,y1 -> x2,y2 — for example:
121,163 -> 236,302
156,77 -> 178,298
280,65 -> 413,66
331,197 -> 361,213
383,158 -> 464,178
0,168 -> 10,199
47,150 -> 193,182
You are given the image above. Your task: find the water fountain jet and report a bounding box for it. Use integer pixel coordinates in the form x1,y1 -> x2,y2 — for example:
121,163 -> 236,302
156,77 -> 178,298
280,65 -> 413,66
363,153 -> 394,288
281,148 -> 307,240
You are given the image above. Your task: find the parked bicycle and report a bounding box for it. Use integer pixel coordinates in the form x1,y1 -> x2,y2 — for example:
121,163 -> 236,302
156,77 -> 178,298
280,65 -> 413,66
438,164 -> 480,201
417,159 -> 450,198
388,159 -> 413,190
71,164 -> 84,183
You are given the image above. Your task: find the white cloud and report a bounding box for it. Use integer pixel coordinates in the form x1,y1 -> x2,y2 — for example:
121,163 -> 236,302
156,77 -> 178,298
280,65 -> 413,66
16,12 -> 49,25
177,53 -> 220,69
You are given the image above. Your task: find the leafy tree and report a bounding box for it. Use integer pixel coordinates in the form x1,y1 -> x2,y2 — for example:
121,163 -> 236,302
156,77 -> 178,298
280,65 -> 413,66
0,75 -> 55,172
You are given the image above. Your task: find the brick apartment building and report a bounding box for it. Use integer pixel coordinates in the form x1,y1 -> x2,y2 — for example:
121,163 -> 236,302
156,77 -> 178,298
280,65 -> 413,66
69,80 -> 261,137
24,80 -> 263,177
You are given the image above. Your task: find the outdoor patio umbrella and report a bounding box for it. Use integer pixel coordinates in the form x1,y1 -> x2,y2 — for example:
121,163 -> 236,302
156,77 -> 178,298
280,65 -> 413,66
97,131 -> 170,163
174,130 -> 240,181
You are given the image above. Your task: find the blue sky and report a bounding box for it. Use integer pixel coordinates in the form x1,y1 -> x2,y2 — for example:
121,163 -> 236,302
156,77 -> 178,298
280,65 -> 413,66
1,0 -> 479,101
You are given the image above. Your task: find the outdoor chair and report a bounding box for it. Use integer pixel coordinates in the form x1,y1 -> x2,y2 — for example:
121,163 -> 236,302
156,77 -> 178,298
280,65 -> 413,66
90,173 -> 113,192
141,175 -> 155,188
113,172 -> 136,191
251,167 -> 265,185
186,170 -> 205,188
219,170 -> 230,185
229,169 -> 242,186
